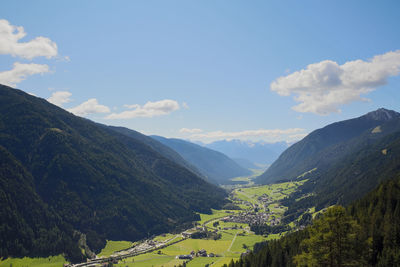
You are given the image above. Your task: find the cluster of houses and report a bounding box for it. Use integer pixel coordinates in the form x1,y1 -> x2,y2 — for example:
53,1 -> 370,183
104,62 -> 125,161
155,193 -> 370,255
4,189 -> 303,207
177,249 -> 220,260
222,211 -> 270,225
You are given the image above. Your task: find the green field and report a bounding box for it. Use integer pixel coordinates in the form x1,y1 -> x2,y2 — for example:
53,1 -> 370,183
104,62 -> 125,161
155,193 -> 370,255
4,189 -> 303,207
116,253 -> 180,267
0,255 -> 67,267
232,180 -> 307,214
99,179 -> 308,266
198,209 -> 234,224
98,240 -> 134,257
153,233 -> 176,242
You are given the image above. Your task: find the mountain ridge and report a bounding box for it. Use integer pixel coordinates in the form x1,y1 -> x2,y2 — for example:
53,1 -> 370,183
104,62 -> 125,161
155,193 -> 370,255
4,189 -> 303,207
257,108 -> 400,184
0,84 -> 227,261
151,135 -> 252,184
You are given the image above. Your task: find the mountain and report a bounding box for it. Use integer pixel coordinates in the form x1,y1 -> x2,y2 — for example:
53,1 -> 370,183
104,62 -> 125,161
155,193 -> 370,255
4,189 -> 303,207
0,84 -> 227,261
257,108 -> 400,184
151,136 -> 252,184
232,158 -> 260,170
205,139 -> 288,165
106,126 -> 205,179
229,170 -> 400,267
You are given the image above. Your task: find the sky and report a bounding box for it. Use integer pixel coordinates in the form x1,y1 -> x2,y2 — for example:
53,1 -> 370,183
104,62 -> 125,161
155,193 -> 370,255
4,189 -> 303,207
1,1 -> 400,144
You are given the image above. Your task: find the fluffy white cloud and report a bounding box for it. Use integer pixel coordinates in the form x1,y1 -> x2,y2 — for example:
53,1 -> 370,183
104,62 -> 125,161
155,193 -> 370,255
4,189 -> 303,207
0,62 -> 49,87
185,128 -> 306,143
68,98 -> 110,116
106,99 -> 180,119
47,91 -> 72,107
271,50 -> 400,115
0,19 -> 57,60
179,128 -> 203,134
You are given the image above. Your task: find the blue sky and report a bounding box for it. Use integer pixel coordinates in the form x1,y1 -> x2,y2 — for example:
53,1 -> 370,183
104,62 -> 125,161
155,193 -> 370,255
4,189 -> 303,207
1,1 -> 400,143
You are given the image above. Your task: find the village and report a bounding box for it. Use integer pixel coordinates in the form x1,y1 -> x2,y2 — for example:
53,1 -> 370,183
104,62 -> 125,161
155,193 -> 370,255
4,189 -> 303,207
65,181 -> 303,267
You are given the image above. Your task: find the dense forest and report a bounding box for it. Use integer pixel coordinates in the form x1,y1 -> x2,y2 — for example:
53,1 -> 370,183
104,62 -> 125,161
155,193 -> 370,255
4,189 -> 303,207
0,84 -> 227,262
226,174 -> 400,266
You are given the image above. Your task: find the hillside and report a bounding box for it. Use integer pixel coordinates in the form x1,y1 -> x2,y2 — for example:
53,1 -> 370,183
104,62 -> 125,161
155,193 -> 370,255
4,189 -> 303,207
206,139 -> 287,165
151,136 -> 252,184
105,126 -> 205,179
0,84 -> 227,262
257,108 -> 400,184
228,172 -> 400,267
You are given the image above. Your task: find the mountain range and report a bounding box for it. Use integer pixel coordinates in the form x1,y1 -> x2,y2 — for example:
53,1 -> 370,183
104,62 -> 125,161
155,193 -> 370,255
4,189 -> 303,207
151,136 -> 252,184
255,108 -> 400,222
0,84 -> 227,262
205,139 -> 288,166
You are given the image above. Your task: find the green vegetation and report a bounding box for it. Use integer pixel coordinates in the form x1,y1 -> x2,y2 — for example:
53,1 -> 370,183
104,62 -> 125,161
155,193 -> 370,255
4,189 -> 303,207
115,253 -> 177,267
294,206 -> 368,266
0,255 -> 66,267
153,233 -> 176,242
98,240 -> 133,257
198,209 -> 234,225
0,84 -> 226,262
152,135 -> 252,184
227,174 -> 400,266
230,180 -> 307,224
257,108 -> 400,185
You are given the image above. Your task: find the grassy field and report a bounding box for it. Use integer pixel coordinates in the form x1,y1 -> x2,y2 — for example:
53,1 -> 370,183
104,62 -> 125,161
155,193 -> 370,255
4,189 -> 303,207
102,178 -> 309,266
232,180 -> 307,213
115,253 -> 179,267
98,240 -> 134,257
198,209 -> 235,224
0,255 -> 67,267
153,233 -> 176,242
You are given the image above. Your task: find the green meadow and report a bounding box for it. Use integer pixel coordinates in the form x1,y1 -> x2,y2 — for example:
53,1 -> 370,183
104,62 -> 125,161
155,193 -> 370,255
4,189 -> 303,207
98,240 -> 134,257
0,255 -> 67,267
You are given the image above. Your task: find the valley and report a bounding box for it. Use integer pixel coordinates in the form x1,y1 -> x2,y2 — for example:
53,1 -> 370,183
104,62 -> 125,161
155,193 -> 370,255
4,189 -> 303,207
76,177 -> 308,267
0,173 -> 309,267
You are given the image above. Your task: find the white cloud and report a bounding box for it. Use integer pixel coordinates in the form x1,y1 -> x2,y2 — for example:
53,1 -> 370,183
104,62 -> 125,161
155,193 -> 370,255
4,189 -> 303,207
68,98 -> 110,116
185,128 -> 307,143
179,128 -> 203,134
106,99 -> 180,119
47,91 -> 72,107
0,19 -> 57,60
271,50 -> 400,115
0,62 -> 49,87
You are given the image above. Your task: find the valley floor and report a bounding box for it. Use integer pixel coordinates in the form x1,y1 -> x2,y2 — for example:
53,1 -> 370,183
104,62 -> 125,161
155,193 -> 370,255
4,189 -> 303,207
1,176 -> 308,267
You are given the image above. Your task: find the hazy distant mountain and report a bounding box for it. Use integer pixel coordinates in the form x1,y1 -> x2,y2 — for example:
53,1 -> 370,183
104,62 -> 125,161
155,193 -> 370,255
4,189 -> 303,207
205,139 -> 288,165
151,136 -> 252,184
0,84 -> 226,262
107,126 -> 205,179
232,158 -> 260,170
257,108 -> 400,184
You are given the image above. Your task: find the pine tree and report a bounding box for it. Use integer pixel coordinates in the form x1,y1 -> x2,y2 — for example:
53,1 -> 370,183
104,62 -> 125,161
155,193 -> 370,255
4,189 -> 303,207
294,206 -> 367,267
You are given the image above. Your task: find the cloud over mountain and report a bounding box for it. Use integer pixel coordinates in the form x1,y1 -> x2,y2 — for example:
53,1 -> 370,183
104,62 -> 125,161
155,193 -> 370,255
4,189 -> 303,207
47,91 -> 72,107
271,50 -> 400,115
0,19 -> 58,86
106,99 -> 180,119
68,98 -> 110,116
182,128 -> 306,143
0,62 -> 49,87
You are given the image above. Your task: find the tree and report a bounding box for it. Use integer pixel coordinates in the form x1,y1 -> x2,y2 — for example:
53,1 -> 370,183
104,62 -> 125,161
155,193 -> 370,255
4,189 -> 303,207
294,206 -> 368,267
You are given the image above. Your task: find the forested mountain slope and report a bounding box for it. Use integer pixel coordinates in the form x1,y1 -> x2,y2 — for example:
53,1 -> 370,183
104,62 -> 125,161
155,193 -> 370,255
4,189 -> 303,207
106,125 -> 205,179
152,136 -> 252,184
281,115 -> 400,220
257,108 -> 400,184
227,173 -> 400,267
0,84 -> 226,262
